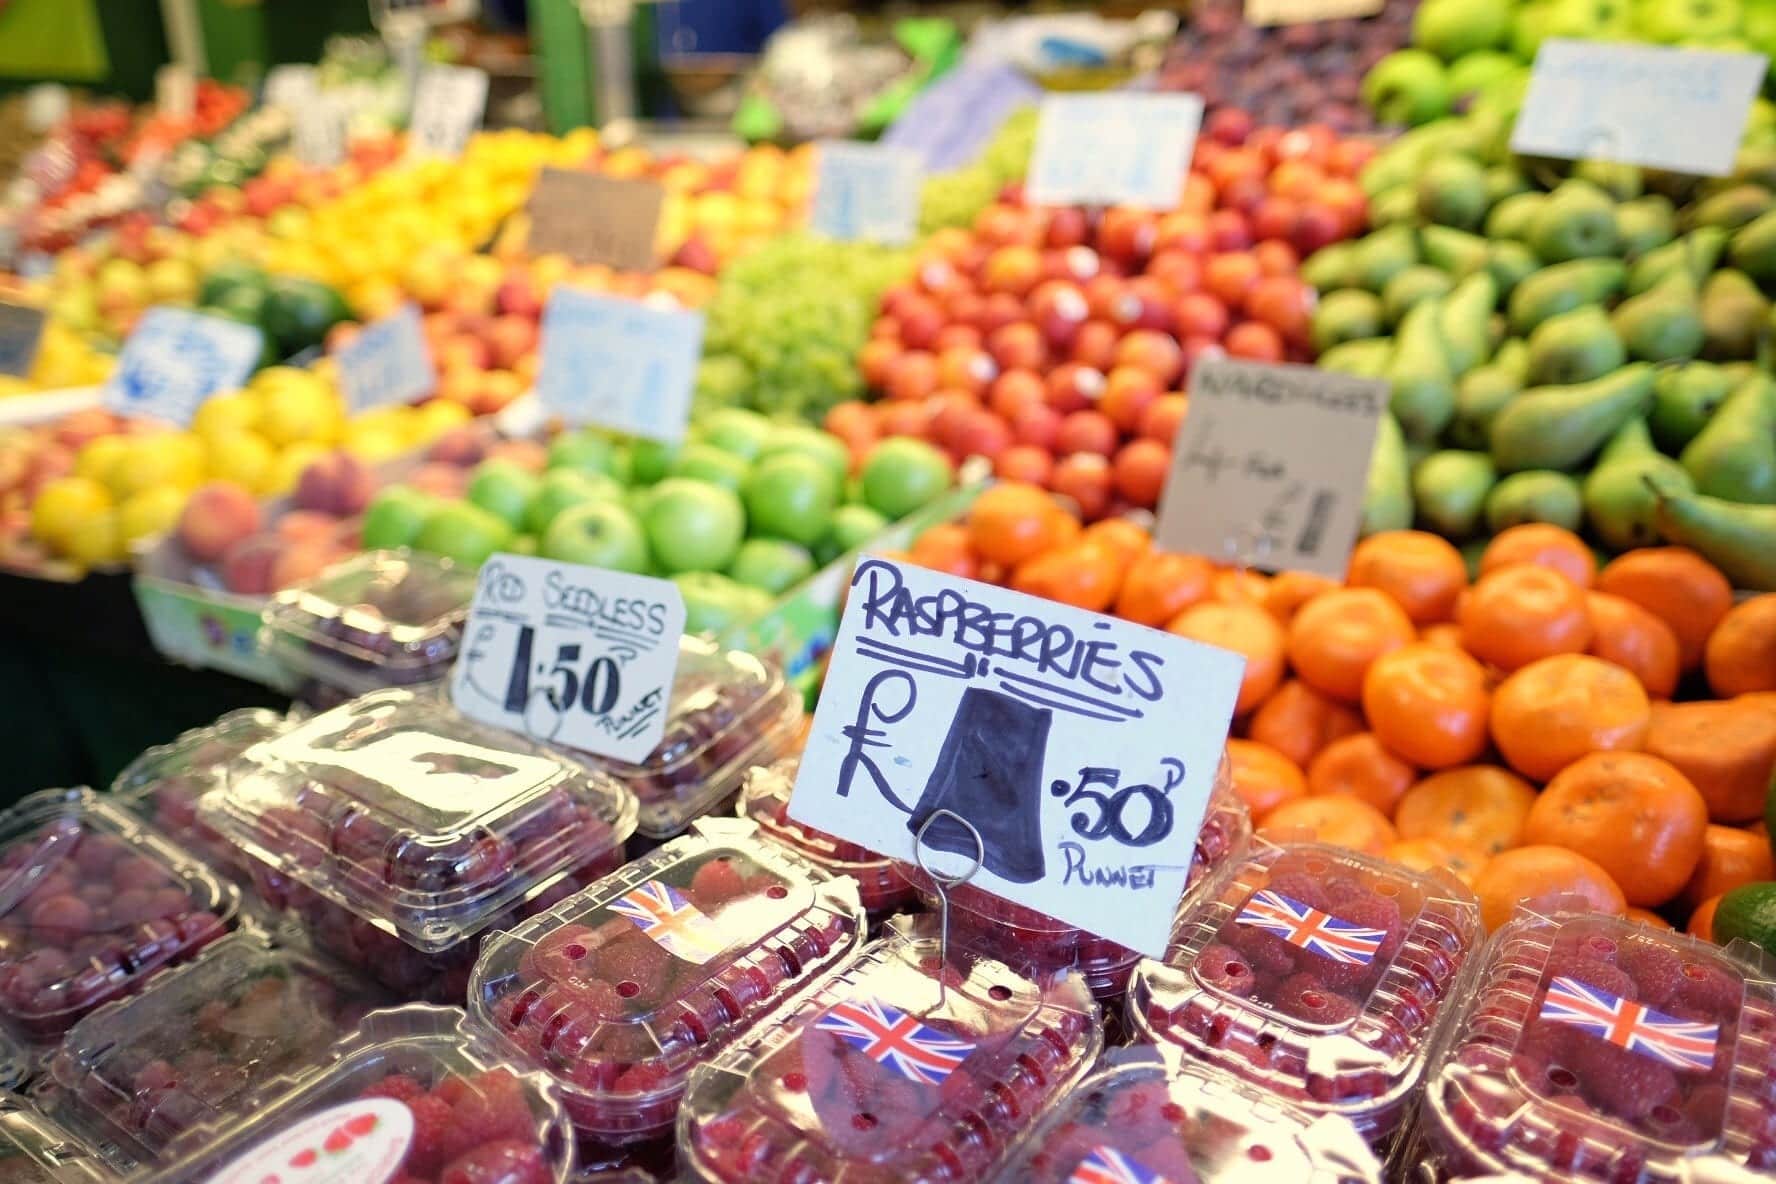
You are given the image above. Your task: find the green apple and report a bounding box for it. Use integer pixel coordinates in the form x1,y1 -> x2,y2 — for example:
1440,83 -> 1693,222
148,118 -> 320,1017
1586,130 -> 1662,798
756,424 -> 851,486
628,438 -> 681,485
361,486 -> 437,551
467,459 -> 542,531
743,453 -> 840,546
814,503 -> 890,565
1414,0 -> 1510,62
669,442 -> 752,492
547,430 -> 621,478
859,438 -> 954,521
643,478 -> 746,573
525,469 -> 624,535
1447,52 -> 1523,102
509,534 -> 538,556
414,503 -> 512,567
541,501 -> 651,573
674,570 -> 767,635
1361,50 -> 1450,128
700,408 -> 775,461
728,538 -> 815,595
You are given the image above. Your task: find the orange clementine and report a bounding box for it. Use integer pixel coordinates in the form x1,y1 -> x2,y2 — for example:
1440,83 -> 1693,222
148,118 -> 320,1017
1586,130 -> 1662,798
1643,699 -> 1776,824
907,523 -> 980,580
1246,678 -> 1365,769
1262,570 -> 1338,624
1458,565 -> 1593,672
1224,738 -> 1308,822
1114,550 -> 1214,627
1169,601 -> 1285,716
1384,836 -> 1488,888
1683,824 -> 1776,907
1347,530 -> 1468,624
1393,765 -> 1537,856
1705,594 -> 1776,698
1490,654 -> 1651,782
1689,894 -> 1721,941
1285,587 -> 1416,703
1473,845 -> 1627,932
1624,907 -> 1674,931
1596,547 -> 1733,671
1259,794 -> 1397,856
1305,731 -> 1418,816
1011,542 -> 1123,612
1479,523 -> 1597,588
1585,591 -> 1680,700
967,482 -> 1076,568
1522,751 -> 1708,907
1361,643 -> 1491,769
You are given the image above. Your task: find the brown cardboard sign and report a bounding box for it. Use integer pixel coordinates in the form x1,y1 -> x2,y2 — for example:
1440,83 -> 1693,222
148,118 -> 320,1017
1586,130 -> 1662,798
524,169 -> 665,273
1153,358 -> 1386,579
0,302 -> 48,378
1246,0 -> 1384,26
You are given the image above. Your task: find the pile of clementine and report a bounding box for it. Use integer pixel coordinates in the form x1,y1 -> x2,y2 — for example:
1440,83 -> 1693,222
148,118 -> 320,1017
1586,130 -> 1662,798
901,482 -> 1776,937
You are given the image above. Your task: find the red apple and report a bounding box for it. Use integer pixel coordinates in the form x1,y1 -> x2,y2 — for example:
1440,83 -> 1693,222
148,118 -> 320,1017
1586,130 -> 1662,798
982,246 -> 1043,298
486,315 -> 539,371
1070,321 -> 1120,372
897,296 -> 946,352
1045,364 -> 1106,415
1010,403 -> 1061,450
1044,207 -> 1091,249
1115,330 -> 1186,387
936,346 -> 999,396
1028,280 -> 1090,350
886,352 -> 940,403
984,322 -> 1047,373
988,370 -> 1047,421
1098,207 -> 1157,264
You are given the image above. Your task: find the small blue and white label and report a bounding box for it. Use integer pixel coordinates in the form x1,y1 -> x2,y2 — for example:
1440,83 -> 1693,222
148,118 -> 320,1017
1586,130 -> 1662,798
408,64 -> 488,158
103,307 -> 263,426
810,142 -> 923,245
0,301 -> 46,378
536,288 -> 702,444
338,304 -> 435,412
1026,93 -> 1205,209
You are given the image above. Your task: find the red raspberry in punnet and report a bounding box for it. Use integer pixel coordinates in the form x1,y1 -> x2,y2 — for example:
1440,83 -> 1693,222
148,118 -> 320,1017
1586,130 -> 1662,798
470,819 -> 866,1156
678,915 -> 1102,1184
1418,906 -> 1776,1181
1127,841 -> 1481,1143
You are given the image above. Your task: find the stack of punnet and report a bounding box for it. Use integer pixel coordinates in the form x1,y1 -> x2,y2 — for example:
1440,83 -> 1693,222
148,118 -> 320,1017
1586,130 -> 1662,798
0,1096 -> 119,1183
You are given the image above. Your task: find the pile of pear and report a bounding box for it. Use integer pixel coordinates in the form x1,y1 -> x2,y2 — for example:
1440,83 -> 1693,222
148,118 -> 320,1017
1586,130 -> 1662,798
1307,112 -> 1776,590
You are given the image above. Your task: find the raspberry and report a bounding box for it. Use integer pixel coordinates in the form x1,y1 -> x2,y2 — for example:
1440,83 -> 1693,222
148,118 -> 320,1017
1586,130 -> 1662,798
593,934 -> 675,1009
438,1139 -> 552,1184
688,856 -> 749,907
613,1061 -> 672,1093
360,1074 -> 427,1104
443,1069 -> 536,1162
1545,956 -> 1635,1003
1672,959 -> 1742,1022
1192,943 -> 1256,997
523,923 -> 603,987
1271,973 -> 1359,1026
1616,938 -> 1686,1008
1569,1037 -> 1679,1121
1222,919 -> 1297,975
1264,873 -> 1331,911
402,1093 -> 454,1176
1315,895 -> 1402,990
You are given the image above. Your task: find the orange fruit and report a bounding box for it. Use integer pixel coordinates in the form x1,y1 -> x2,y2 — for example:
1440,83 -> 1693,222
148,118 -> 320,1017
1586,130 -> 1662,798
1490,654 -> 1651,783
1246,678 -> 1365,770
1262,570 -> 1338,624
1643,699 -> 1776,824
907,523 -> 979,580
1361,643 -> 1491,769
1225,738 -> 1308,822
967,482 -> 1076,568
1458,565 -> 1593,672
1081,518 -> 1150,571
1596,547 -> 1733,671
1473,846 -> 1628,932
1689,894 -> 1722,941
1393,765 -> 1537,856
1169,601 -> 1285,716
1683,824 -> 1776,907
1705,594 -> 1776,697
1585,591 -> 1680,700
1347,530 -> 1468,625
1479,523 -> 1597,588
1011,542 -> 1123,612
1419,622 -> 1464,650
1384,837 -> 1488,887
1259,794 -> 1397,856
1285,587 -> 1416,703
1522,751 -> 1709,907
1214,567 -> 1270,605
1306,731 -> 1418,816
1114,550 -> 1214,627
1624,907 -> 1674,931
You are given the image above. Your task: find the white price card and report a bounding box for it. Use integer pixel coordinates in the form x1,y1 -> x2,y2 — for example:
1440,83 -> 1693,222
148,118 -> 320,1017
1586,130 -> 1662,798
810,142 -> 923,245
262,64 -> 317,111
156,65 -> 195,119
0,301 -> 47,377
449,553 -> 686,763
536,288 -> 702,444
787,557 -> 1245,958
1245,0 -> 1383,25
103,307 -> 264,427
1511,40 -> 1767,177
1154,358 -> 1386,580
409,64 -> 488,158
1026,93 -> 1205,210
338,304 -> 435,412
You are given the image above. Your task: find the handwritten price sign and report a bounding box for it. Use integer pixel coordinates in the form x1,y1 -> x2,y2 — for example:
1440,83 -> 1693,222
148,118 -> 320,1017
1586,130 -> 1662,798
449,553 -> 686,762
102,307 -> 264,426
1026,93 -> 1204,209
338,303 -> 435,412
0,301 -> 46,377
810,142 -> 922,245
787,557 -> 1244,957
409,64 -> 488,158
1155,358 -> 1386,580
536,287 -> 703,443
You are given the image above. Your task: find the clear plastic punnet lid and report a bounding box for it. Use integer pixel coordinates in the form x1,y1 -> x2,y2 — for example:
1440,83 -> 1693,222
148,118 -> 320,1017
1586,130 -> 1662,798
1127,841 -> 1483,1142
564,638 -> 803,839
200,689 -> 638,953
677,914 -> 1102,1183
262,550 -> 475,696
470,818 -> 867,1147
111,708 -> 291,874
1002,1058 -> 1385,1183
1418,906 -> 1776,1181
736,757 -> 914,918
49,931 -> 389,1164
0,1100 -> 118,1183
0,789 -> 241,1038
142,1004 -> 575,1184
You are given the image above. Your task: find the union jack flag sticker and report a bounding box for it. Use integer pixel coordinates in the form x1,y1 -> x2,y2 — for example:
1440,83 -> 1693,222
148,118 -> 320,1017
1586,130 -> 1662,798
1234,888 -> 1387,966
1068,1145 -> 1176,1184
1539,975 -> 1719,1072
608,881 -> 728,964
813,998 -> 975,1086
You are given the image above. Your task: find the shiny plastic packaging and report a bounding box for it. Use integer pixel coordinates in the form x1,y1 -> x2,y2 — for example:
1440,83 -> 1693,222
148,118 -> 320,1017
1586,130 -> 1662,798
471,818 -> 867,1150
0,1100 -> 117,1183
1127,841 -> 1482,1141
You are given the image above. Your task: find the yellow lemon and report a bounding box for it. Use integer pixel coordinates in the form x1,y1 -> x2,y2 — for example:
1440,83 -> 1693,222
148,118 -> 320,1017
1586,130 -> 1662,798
191,390 -> 261,442
61,508 -> 123,567
263,442 -> 329,496
204,430 -> 277,491
413,398 -> 471,440
256,379 -> 344,448
109,434 -> 203,498
31,476 -> 113,548
75,435 -> 131,491
117,486 -> 188,547
341,422 -> 409,463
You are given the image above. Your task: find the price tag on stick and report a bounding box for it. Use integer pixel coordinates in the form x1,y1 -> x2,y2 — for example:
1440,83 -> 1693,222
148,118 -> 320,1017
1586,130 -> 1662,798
338,304 -> 435,412
787,557 -> 1245,958
1026,93 -> 1204,209
449,553 -> 686,763
102,308 -> 264,427
0,301 -> 47,377
1511,40 -> 1767,177
525,169 -> 665,273
536,288 -> 702,444
810,142 -> 922,245
1154,358 -> 1386,580
409,64 -> 488,158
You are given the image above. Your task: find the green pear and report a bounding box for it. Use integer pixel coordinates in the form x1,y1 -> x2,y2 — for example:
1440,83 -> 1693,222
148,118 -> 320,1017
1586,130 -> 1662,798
1729,208 -> 1776,284
1582,417 -> 1694,550
1611,271 -> 1706,363
1486,192 -> 1544,241
1648,473 -> 1776,590
1451,52 -> 1528,101
1573,159 -> 1643,202
1421,225 -> 1492,276
1439,271 -> 1499,377
1636,0 -> 1745,43
1512,2 -> 1556,60
1485,240 -> 1542,298
1301,242 -> 1357,293
1417,156 -> 1490,231
1528,180 -> 1620,264
1685,184 -> 1774,232
1364,414 -> 1415,536
1317,337 -> 1395,380
1700,269 -> 1771,361
1526,305 -> 1628,385
1414,0 -> 1511,59
1383,265 -> 1455,326
1483,165 -> 1532,207
1614,195 -> 1677,258
1626,227 -> 1727,296
1448,338 -> 1529,449
1507,257 -> 1627,335
1362,50 -> 1452,127
1413,451 -> 1498,538
1490,364 -> 1657,472
1680,375 -> 1776,504
1729,142 -> 1776,190
1354,224 -> 1423,293
1488,470 -> 1585,532
1651,362 -> 1737,452
1387,298 -> 1459,443
1370,186 -> 1421,228
1311,290 -> 1387,353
